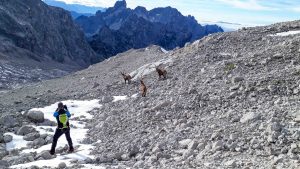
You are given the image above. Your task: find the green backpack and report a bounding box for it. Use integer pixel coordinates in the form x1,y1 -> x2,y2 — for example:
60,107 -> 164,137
59,114 -> 68,128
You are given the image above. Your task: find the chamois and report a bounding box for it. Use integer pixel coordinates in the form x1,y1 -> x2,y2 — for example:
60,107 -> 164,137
121,72 -> 132,84
140,79 -> 147,97
156,67 -> 167,80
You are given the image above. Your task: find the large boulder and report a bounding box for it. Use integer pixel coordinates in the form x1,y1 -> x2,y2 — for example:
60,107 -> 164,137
27,111 -> 44,123
17,126 -> 37,136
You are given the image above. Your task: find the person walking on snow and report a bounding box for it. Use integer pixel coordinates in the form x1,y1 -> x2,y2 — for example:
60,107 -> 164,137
50,102 -> 74,155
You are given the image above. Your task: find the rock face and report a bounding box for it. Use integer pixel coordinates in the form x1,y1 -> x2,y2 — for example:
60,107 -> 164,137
75,0 -> 223,58
0,0 -> 101,89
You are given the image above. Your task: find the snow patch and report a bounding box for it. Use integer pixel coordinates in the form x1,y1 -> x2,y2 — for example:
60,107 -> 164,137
130,58 -> 172,80
131,93 -> 139,98
82,164 -> 106,169
4,133 -> 29,151
160,47 -> 168,54
270,30 -> 300,36
113,96 -> 128,102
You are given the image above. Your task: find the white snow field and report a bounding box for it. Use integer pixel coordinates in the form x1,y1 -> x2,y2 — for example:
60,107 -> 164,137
271,30 -> 300,36
8,100 -> 104,169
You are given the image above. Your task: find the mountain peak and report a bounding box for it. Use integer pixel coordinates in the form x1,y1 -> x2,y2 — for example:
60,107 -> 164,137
114,0 -> 127,9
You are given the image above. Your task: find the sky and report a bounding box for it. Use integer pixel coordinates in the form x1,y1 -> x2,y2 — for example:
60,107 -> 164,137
49,0 -> 300,27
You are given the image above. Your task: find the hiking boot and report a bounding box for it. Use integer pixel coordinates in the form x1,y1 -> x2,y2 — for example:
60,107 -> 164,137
49,150 -> 55,155
68,147 -> 74,153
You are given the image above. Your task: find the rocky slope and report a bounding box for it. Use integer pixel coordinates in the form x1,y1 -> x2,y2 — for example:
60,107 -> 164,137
1,20 -> 300,168
75,0 -> 223,59
0,0 -> 101,89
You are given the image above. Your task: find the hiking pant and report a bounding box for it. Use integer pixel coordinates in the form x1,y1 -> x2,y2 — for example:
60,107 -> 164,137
50,128 -> 73,152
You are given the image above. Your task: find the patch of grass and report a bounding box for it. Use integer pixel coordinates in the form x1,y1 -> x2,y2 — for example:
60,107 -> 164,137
224,63 -> 236,72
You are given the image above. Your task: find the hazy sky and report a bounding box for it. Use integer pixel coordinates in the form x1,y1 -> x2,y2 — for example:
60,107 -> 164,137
52,0 -> 300,26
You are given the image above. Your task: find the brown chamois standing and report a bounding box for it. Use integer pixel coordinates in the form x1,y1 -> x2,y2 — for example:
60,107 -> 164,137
140,79 -> 147,97
156,67 -> 167,80
121,72 -> 132,84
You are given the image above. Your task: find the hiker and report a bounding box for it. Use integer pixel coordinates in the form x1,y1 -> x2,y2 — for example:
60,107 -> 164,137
50,102 -> 74,155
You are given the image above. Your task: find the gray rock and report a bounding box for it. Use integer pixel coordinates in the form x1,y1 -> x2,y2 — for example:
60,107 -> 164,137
232,76 -> 244,84
187,140 -> 198,151
0,115 -> 18,128
101,96 -> 113,103
0,149 -> 8,159
33,138 -> 46,147
229,133 -> 238,141
266,122 -> 281,133
17,126 -> 37,136
3,135 -> 12,143
128,144 -> 139,157
27,111 -> 44,123
58,162 -> 67,169
24,133 -> 40,141
37,150 -> 53,160
95,155 -> 113,163
0,160 -> 9,168
92,82 -> 100,89
121,154 -> 130,161
294,115 -> 300,123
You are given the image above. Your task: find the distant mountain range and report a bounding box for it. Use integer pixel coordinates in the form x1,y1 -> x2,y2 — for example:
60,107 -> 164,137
75,0 -> 224,59
43,0 -> 105,18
